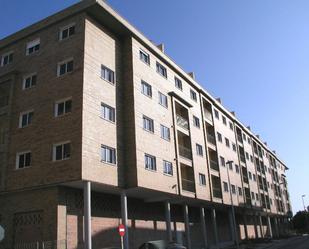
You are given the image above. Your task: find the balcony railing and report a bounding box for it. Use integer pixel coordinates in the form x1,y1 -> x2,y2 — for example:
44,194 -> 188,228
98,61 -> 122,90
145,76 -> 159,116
240,155 -> 246,163
182,178 -> 195,193
210,159 -> 219,171
207,133 -> 216,145
204,110 -> 213,122
237,134 -> 243,143
212,187 -> 222,198
242,175 -> 249,184
179,145 -> 192,160
176,115 -> 189,130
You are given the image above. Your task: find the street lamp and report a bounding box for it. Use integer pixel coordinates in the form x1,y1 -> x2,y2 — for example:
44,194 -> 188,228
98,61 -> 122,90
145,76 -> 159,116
302,195 -> 306,212
226,160 -> 239,249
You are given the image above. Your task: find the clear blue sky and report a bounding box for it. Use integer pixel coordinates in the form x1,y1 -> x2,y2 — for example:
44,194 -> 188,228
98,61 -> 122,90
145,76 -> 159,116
1,0 -> 308,213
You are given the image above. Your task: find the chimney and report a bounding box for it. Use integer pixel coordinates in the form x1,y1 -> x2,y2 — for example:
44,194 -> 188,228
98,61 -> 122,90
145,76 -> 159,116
273,150 -> 276,154
264,142 -> 268,146
247,126 -> 251,130
157,43 -> 165,53
230,111 -> 236,117
216,98 -> 221,103
256,134 -> 260,139
188,72 -> 195,80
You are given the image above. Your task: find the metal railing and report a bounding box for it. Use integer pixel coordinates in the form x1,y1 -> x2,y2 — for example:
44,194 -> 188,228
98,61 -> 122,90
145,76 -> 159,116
14,240 -> 66,249
181,178 -> 195,193
237,134 -> 243,143
179,145 -> 192,159
210,159 -> 219,171
176,115 -> 189,130
204,110 -> 213,122
207,133 -> 216,145
212,187 -> 222,198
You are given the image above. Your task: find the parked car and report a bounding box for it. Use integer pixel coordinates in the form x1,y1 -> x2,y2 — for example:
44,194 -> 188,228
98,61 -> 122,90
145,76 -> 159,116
139,240 -> 186,249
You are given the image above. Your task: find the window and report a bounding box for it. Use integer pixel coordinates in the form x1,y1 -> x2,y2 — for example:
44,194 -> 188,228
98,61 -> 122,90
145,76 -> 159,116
247,138 -> 251,145
199,173 -> 206,186
270,198 -> 273,205
16,151 -> 31,169
158,92 -> 168,108
232,143 -> 236,151
143,116 -> 154,133
238,187 -> 243,196
53,142 -> 71,161
19,110 -> 33,128
160,125 -> 170,140
190,89 -> 197,101
214,109 -> 219,119
229,122 -> 233,131
145,154 -> 156,171
251,192 -> 255,200
256,193 -> 259,201
217,132 -> 222,142
101,103 -> 115,122
139,50 -> 150,64
23,73 -> 37,89
141,80 -> 152,97
231,184 -> 236,194
196,143 -> 203,156
225,138 -> 230,148
246,152 -> 249,160
248,172 -> 252,180
228,162 -> 233,170
243,133 -> 247,141
57,59 -> 73,76
163,160 -> 173,175
250,155 -> 253,162
253,174 -> 256,181
174,77 -> 182,90
193,116 -> 200,128
156,62 -> 167,78
59,23 -> 75,40
223,182 -> 228,192
101,65 -> 115,83
235,164 -> 240,173
1,51 -> 13,66
220,156 -> 225,167
26,39 -> 40,55
222,116 -> 227,125
55,99 -> 72,117
101,145 -> 116,164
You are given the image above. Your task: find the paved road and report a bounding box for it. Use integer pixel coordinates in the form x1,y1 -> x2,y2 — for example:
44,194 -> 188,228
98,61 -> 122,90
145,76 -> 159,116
252,235 -> 309,249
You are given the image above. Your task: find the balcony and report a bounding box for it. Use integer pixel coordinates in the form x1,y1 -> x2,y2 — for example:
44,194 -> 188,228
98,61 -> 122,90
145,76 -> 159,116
208,148 -> 219,171
210,160 -> 219,171
181,164 -> 195,193
182,179 -> 195,193
203,100 -> 213,122
177,131 -> 192,160
204,110 -> 212,122
179,145 -> 192,160
176,115 -> 189,130
211,175 -> 222,199
240,155 -> 246,163
207,133 -> 216,145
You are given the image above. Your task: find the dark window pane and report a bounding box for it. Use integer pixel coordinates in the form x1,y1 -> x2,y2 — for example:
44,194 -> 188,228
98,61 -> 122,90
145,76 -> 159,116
25,153 -> 31,167
22,115 -> 28,127
64,143 -> 71,159
65,100 -> 72,113
62,29 -> 68,39
60,64 -> 66,75
67,61 -> 73,73
57,102 -> 64,116
19,154 -> 25,168
56,145 -> 63,160
69,26 -> 75,36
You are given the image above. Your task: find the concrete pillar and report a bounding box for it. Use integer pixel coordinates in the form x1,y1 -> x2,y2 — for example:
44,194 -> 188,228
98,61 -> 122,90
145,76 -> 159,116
165,201 -> 172,242
200,207 -> 208,248
259,215 -> 264,238
228,209 -> 236,242
121,191 -> 129,249
183,205 -> 191,249
274,217 -> 280,238
84,181 -> 92,249
253,215 -> 259,239
211,208 -> 219,248
243,214 -> 249,240
267,216 -> 273,238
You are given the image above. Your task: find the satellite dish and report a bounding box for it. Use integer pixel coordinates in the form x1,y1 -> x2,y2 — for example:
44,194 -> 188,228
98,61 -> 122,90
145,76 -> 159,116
0,225 -> 4,242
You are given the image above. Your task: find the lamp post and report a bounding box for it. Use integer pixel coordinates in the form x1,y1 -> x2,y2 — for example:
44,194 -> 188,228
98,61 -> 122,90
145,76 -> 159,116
226,160 -> 239,249
302,195 -> 306,212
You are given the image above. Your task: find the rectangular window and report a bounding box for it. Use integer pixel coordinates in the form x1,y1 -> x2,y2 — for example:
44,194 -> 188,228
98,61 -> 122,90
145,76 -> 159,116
59,23 -> 75,40
235,164 -> 240,173
156,62 -> 167,78
193,116 -> 200,128
1,51 -> 13,66
199,173 -> 206,186
190,89 -> 197,101
251,192 -> 255,200
231,184 -> 236,194
23,73 -> 37,89
141,80 -> 152,97
158,92 -> 168,108
232,143 -> 236,151
243,133 -> 247,141
16,151 -> 31,169
101,103 -> 115,122
223,182 -> 228,192
145,154 -> 156,171
55,98 -> 72,117
214,109 -> 219,119
19,110 -> 34,128
228,162 -> 233,171
163,160 -> 173,175
53,142 -> 71,161
256,193 -> 259,201
57,59 -> 74,76
222,116 -> 227,125
143,115 -> 154,133
245,152 -> 249,160
229,122 -> 233,130
160,124 -> 170,140
253,174 -> 256,181
220,156 -> 225,167
248,171 -> 252,180
101,145 -> 116,164
196,143 -> 203,156
225,138 -> 230,148
26,38 -> 40,55
101,65 -> 115,83
139,50 -> 150,64
238,187 -> 243,196
174,77 -> 182,90
217,132 -> 222,142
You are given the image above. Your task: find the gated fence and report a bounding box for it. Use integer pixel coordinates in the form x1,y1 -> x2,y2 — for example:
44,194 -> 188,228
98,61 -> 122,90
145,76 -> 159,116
14,240 -> 66,249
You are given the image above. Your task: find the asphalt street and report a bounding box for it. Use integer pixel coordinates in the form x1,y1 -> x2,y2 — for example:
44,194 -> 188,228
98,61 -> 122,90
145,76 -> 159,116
247,235 -> 309,249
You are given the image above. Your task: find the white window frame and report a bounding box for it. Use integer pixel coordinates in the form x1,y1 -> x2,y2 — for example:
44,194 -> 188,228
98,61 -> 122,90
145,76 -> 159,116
158,92 -> 168,108
101,103 -> 115,122
26,38 -> 40,55
57,58 -> 74,76
190,89 -> 197,102
1,51 -> 13,66
22,73 -> 37,90
174,77 -> 182,90
156,62 -> 167,78
101,144 -> 116,165
160,124 -> 170,141
139,49 -> 150,65
19,110 -> 34,128
16,151 -> 32,169
145,154 -> 156,171
143,115 -> 154,133
59,23 -> 76,41
196,143 -> 203,156
53,141 -> 71,161
199,173 -> 206,186
101,64 -> 115,84
141,80 -> 152,97
193,116 -> 200,128
163,160 -> 173,176
54,98 -> 72,117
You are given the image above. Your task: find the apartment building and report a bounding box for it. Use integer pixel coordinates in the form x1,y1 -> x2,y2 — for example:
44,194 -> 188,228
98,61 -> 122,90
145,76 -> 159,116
0,1 -> 291,249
